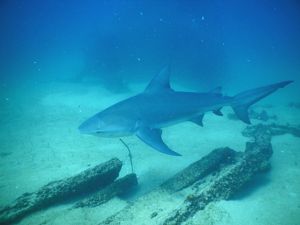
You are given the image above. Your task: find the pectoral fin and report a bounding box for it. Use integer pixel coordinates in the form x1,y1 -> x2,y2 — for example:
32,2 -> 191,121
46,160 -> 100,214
136,127 -> 181,156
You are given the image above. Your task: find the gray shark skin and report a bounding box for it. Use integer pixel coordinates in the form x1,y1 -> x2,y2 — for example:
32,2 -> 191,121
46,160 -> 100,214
79,67 -> 293,156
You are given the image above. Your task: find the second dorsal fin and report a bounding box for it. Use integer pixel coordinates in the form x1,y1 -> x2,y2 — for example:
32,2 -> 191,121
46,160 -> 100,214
209,86 -> 223,94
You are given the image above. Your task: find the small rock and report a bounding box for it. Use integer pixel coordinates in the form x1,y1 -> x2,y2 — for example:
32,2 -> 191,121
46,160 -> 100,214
150,212 -> 158,218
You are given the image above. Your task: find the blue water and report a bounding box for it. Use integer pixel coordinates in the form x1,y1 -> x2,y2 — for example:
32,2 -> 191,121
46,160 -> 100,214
1,1 -> 300,89
0,1 -> 300,224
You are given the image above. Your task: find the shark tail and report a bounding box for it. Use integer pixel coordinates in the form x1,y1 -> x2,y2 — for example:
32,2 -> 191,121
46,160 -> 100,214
231,80 -> 293,124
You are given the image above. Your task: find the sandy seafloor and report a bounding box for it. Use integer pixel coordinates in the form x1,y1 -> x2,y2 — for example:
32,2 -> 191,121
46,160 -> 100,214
0,81 -> 299,225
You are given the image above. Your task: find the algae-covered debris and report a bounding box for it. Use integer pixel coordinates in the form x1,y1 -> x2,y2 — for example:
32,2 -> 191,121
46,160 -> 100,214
242,123 -> 300,139
101,124 -> 275,225
73,173 -> 137,208
0,158 -> 122,225
161,147 -> 236,192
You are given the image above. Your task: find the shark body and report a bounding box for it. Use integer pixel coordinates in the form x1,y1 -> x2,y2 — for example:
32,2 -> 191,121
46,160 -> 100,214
79,67 -> 292,156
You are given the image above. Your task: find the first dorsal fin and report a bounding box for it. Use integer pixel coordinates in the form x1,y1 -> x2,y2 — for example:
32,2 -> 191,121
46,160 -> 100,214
144,66 -> 173,93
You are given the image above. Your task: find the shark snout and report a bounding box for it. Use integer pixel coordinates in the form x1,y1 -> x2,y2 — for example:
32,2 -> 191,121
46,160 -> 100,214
78,121 -> 90,134
78,117 -> 97,134
78,114 -> 107,135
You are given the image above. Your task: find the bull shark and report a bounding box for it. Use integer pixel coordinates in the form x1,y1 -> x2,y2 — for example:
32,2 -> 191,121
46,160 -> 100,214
79,67 -> 292,156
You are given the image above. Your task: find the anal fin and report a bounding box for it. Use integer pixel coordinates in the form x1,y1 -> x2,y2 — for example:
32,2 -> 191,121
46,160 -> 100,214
190,114 -> 204,126
213,108 -> 223,116
232,105 -> 251,124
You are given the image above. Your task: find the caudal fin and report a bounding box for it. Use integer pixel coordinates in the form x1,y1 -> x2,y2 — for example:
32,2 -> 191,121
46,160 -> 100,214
231,81 -> 293,124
